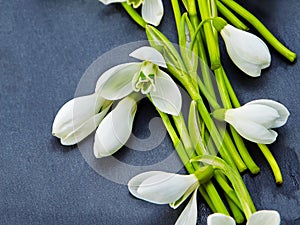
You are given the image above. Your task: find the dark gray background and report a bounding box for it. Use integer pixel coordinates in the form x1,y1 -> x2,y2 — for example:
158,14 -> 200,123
0,0 -> 299,224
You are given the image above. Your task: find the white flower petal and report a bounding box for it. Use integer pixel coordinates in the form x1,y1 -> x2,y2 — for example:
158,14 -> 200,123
129,46 -> 167,68
226,118 -> 278,144
247,210 -> 280,225
61,106 -> 111,145
175,189 -> 198,225
95,63 -> 141,100
221,24 -> 271,77
128,171 -> 167,198
141,0 -> 164,26
93,96 -> 137,158
207,213 -> 236,225
245,99 -> 290,128
98,0 -> 126,5
226,105 -> 280,129
52,93 -> 104,141
150,70 -> 182,115
170,182 -> 199,209
128,171 -> 198,204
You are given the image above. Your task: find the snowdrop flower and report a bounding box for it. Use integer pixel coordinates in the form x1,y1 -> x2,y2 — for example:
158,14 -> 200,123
128,171 -> 200,225
94,95 -> 138,158
98,0 -> 164,26
213,17 -> 271,77
52,93 -> 112,145
213,99 -> 290,144
207,210 -> 280,225
96,46 -> 182,116
128,166 -> 214,225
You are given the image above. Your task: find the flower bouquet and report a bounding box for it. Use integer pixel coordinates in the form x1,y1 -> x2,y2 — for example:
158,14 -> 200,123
52,0 -> 297,224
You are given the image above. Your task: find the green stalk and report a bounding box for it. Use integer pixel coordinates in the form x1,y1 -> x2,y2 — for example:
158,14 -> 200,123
173,113 -> 200,170
172,111 -> 230,213
216,0 -> 248,30
171,0 -> 182,36
214,171 -> 242,210
198,186 -> 217,212
195,97 -> 237,170
156,100 -> 229,213
187,1 -> 248,172
258,144 -> 283,184
121,3 -> 146,28
225,195 -> 245,224
186,1 -> 217,100
197,0 -> 221,70
219,0 -> 296,62
156,110 -> 194,173
203,181 -> 230,215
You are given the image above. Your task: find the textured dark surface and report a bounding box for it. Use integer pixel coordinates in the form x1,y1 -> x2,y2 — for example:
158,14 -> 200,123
0,0 -> 299,225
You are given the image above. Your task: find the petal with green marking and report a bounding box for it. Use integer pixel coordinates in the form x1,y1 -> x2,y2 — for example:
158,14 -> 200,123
150,70 -> 182,115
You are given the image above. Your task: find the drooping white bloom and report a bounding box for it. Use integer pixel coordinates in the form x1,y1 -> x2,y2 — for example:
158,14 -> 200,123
96,46 -> 182,116
52,93 -> 112,145
128,171 -> 199,225
207,210 -> 280,225
94,95 -> 138,158
213,17 -> 271,77
98,0 -> 164,26
224,99 -> 290,144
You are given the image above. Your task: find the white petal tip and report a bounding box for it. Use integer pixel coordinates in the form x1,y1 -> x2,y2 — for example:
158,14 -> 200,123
207,213 -> 235,225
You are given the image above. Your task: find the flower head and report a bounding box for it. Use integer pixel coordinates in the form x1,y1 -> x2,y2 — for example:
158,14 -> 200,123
52,93 -> 112,145
213,99 -> 290,144
128,171 -> 200,225
96,46 -> 182,116
94,95 -> 138,158
213,17 -> 271,77
98,0 -> 164,26
207,210 -> 280,225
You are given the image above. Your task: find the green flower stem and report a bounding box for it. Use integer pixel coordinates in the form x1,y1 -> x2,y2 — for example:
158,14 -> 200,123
203,181 -> 230,215
185,0 -> 198,27
221,68 -> 240,108
156,109 -> 194,173
157,107 -> 229,213
225,195 -> 245,224
171,0 -> 182,33
204,129 -> 218,156
230,127 -> 260,174
195,97 -> 237,170
219,0 -> 297,62
198,186 -> 217,212
197,75 -> 220,109
186,1 -> 217,100
185,5 -> 248,172
180,14 -> 200,91
216,0 -> 248,30
214,171 -> 243,210
121,3 -> 146,28
215,67 -> 260,174
258,144 -> 283,184
194,0 -> 248,172
197,0 -> 221,70
222,130 -> 247,172
172,113 -> 200,170
222,70 -> 283,183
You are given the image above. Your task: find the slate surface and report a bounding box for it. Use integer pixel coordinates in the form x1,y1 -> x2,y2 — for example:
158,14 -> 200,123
0,0 -> 299,225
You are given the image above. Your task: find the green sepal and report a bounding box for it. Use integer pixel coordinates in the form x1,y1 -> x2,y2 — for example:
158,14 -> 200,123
212,17 -> 228,32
